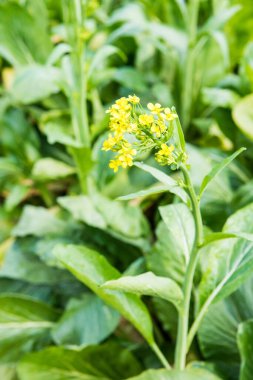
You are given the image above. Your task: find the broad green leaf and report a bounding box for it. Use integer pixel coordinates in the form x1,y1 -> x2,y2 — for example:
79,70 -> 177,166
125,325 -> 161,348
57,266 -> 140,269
5,184 -> 29,212
0,238 -> 72,285
127,368 -> 221,379
0,294 -> 58,363
202,87 -> 240,109
237,319 -> 253,380
12,206 -> 66,237
17,343 -> 142,380
117,184 -> 169,201
134,162 -> 188,203
199,203 -> 253,309
17,347 -> 109,380
58,195 -> 107,229
88,45 -> 126,79
11,65 -> 62,104
103,272 -> 183,311
53,244 -> 155,345
198,277 -> 253,380
233,94 -> 253,140
159,204 -> 195,267
0,3 -> 52,66
199,148 -> 246,197
202,232 -> 253,247
32,158 -> 75,181
52,294 -> 119,346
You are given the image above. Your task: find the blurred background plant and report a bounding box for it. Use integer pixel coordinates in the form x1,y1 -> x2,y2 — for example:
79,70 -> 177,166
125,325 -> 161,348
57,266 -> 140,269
0,0 -> 253,379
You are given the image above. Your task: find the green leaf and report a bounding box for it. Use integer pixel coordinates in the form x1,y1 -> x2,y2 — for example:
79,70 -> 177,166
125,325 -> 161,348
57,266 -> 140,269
127,368 -> 222,379
0,3 -> 52,66
202,232 -> 253,247
199,148 -> 246,197
237,319 -> 253,380
103,272 -> 183,311
17,347 -> 109,380
202,87 -> 240,109
199,203 -> 253,308
198,277 -> 253,379
53,244 -> 155,345
233,94 -> 253,141
11,65 -> 62,104
0,238 -> 72,285
52,294 -> 119,346
17,343 -> 142,380
32,158 -> 75,181
88,45 -> 126,79
148,204 -> 195,282
0,364 -> 17,380
5,184 -> 29,212
0,294 -> 58,363
117,184 -> 169,201
134,162 -> 188,203
12,206 -> 66,237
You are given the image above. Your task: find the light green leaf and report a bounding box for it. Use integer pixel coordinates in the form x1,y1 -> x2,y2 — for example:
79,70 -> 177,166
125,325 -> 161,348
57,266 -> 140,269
11,65 -> 62,104
233,94 -> 253,140
32,158 -> 75,181
127,368 -> 222,379
117,184 -> 169,201
201,5 -> 241,32
198,277 -> 253,379
58,195 -> 107,229
103,272 -> 183,311
134,162 -> 188,203
52,294 -> 119,346
0,3 -> 51,66
202,232 -> 253,247
88,45 -> 126,79
0,294 -> 58,363
158,203 -> 195,271
202,87 -> 240,109
0,238 -> 72,285
53,244 -> 155,345
0,364 -> 17,380
17,343 -> 142,380
5,184 -> 29,212
12,206 -> 66,237
17,347 -> 109,380
199,203 -> 253,309
237,319 -> 253,380
199,148 -> 246,197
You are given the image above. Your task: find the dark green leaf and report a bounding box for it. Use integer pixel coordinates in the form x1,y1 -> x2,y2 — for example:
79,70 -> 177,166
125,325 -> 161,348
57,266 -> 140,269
52,294 -> 119,346
237,319 -> 253,380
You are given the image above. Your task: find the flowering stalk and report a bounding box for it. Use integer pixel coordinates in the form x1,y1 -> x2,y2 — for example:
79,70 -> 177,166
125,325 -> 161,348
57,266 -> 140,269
103,96 -> 204,368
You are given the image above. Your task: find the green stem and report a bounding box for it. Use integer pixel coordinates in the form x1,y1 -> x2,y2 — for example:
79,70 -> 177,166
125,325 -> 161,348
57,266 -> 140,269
151,342 -> 171,370
174,165 -> 203,370
62,0 -> 91,193
181,0 -> 200,129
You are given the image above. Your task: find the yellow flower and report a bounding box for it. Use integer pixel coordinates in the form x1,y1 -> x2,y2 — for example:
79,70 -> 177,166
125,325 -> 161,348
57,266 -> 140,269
118,154 -> 134,168
150,120 -> 166,137
128,94 -> 140,104
109,159 -> 121,172
159,143 -> 174,156
139,114 -> 154,125
161,108 -> 178,121
102,134 -> 117,151
147,103 -> 163,114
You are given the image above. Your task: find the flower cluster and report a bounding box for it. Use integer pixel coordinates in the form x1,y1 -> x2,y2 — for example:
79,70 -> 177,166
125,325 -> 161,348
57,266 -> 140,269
102,95 -> 185,172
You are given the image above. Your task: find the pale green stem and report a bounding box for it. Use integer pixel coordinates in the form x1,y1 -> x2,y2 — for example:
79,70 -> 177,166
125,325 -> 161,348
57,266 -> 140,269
62,0 -> 91,193
181,0 -> 200,129
174,165 -> 203,370
151,342 -> 171,370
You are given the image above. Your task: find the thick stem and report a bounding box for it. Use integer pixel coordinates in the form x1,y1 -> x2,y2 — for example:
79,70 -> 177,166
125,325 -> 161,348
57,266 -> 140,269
181,0 -> 200,129
174,165 -> 203,369
62,0 -> 91,193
